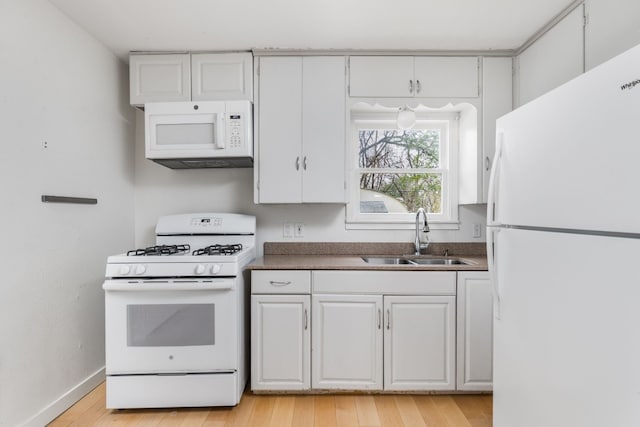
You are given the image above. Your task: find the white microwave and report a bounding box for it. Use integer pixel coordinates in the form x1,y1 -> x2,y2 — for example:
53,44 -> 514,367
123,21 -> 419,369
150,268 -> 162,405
144,100 -> 253,169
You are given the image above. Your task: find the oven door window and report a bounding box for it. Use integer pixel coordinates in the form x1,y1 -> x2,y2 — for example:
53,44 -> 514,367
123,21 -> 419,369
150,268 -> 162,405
127,303 -> 214,347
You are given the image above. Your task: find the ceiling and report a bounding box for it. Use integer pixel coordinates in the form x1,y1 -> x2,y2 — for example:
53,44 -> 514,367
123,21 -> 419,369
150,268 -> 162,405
49,0 -> 578,60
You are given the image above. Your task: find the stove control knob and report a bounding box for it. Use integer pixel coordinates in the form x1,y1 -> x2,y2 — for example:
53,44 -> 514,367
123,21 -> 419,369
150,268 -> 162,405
135,264 -> 146,275
211,264 -> 222,274
195,264 -> 206,275
119,265 -> 131,275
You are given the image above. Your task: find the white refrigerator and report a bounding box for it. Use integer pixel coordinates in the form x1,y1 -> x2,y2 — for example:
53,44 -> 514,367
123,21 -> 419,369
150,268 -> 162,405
487,43 -> 640,427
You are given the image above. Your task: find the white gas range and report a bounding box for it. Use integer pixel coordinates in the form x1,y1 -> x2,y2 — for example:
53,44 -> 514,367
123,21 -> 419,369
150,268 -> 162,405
103,213 -> 255,409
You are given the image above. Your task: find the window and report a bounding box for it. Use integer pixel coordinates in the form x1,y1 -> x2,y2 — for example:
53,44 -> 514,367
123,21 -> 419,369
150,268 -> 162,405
347,113 -> 459,228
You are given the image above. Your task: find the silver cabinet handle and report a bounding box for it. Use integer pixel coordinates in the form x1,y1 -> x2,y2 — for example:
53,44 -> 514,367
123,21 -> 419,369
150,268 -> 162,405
295,156 -> 300,171
269,280 -> 292,286
304,308 -> 308,330
377,308 -> 381,329
485,156 -> 491,171
303,156 -> 307,170
386,309 -> 390,330
416,79 -> 421,94
409,80 -> 414,94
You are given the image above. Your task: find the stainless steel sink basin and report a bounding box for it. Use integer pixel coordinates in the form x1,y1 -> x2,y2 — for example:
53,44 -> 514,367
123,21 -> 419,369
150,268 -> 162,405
361,256 -> 472,266
361,257 -> 414,265
408,258 -> 468,265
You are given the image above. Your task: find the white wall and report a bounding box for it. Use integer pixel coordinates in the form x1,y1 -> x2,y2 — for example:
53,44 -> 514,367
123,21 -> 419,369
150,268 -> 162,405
0,1 -> 135,426
133,110 -> 487,255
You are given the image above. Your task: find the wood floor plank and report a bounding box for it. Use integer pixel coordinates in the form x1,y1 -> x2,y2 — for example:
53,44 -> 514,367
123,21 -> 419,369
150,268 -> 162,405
179,408 -> 213,426
314,395 -> 337,427
354,395 -> 380,426
246,394 -> 276,427
394,395 -> 427,427
225,393 -> 257,427
291,395 -> 315,427
334,395 -> 359,427
48,383 -> 106,426
413,395 -> 451,427
373,395 -> 403,427
269,396 -> 295,427
50,382 -> 493,427
452,396 -> 491,427
65,394 -> 113,427
201,407 -> 228,427
431,396 -> 473,427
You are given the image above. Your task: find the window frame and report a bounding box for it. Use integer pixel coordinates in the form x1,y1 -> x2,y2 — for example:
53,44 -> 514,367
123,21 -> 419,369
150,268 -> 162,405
346,111 -> 459,229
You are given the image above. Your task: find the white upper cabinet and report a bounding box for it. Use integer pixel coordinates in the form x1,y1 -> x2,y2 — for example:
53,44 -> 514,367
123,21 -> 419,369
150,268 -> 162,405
129,52 -> 253,106
349,56 -> 479,98
349,56 -> 414,97
256,56 -> 346,204
516,5 -> 584,106
458,56 -> 512,205
130,54 -> 191,105
414,57 -> 479,98
191,53 -> 253,101
481,57 -> 513,203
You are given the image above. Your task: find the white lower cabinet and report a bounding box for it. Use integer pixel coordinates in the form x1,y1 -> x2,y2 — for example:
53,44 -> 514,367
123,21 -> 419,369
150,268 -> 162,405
251,269 -> 491,392
384,296 -> 456,391
457,271 -> 493,391
251,271 -> 311,391
312,294 -> 383,390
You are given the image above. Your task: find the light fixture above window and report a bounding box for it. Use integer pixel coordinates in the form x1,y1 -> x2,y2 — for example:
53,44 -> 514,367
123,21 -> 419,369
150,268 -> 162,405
396,106 -> 416,130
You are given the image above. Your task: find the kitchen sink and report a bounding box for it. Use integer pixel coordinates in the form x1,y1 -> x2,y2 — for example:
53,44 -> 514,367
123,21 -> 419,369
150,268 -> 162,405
361,256 -> 472,266
361,257 -> 414,265
407,258 -> 468,265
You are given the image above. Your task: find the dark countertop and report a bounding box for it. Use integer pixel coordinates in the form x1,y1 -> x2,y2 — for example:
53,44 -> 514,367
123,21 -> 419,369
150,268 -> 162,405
248,242 -> 488,271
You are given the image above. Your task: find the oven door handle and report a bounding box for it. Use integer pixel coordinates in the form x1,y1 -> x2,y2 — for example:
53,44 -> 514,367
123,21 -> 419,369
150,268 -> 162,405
102,280 -> 234,292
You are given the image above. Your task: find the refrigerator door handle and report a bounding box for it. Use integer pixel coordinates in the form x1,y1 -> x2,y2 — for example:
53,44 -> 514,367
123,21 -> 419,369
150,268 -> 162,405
487,227 -> 502,319
487,132 -> 504,226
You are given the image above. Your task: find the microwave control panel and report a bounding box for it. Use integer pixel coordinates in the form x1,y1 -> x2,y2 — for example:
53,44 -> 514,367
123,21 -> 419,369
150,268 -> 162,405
226,113 -> 244,149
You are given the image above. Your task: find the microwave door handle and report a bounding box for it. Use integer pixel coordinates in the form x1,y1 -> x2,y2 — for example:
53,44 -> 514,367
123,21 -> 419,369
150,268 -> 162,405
215,115 -> 226,149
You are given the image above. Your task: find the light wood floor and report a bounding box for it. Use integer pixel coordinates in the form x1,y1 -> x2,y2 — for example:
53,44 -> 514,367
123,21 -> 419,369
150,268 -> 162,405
48,382 -> 492,427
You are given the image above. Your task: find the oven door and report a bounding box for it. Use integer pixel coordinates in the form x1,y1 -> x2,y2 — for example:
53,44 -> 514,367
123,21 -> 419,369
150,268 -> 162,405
103,278 -> 237,375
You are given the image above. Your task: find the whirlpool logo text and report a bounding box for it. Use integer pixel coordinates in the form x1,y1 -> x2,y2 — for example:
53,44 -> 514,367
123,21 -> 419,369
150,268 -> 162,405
620,79 -> 640,91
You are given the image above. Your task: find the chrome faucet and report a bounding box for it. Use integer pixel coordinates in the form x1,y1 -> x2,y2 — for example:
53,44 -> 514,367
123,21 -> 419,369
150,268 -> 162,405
414,207 -> 430,255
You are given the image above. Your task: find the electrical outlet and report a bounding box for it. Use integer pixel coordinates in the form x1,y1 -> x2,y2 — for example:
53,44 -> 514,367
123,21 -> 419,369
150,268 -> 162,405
283,222 -> 294,238
473,223 -> 482,238
294,223 -> 304,238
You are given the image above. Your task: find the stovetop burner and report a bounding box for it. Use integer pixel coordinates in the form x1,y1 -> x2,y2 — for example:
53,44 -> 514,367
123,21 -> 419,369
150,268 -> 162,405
192,244 -> 243,256
127,244 -> 191,256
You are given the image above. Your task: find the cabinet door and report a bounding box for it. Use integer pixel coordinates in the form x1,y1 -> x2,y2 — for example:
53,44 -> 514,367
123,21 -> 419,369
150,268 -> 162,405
312,294 -> 383,390
456,271 -> 493,391
414,57 -> 479,98
129,54 -> 191,106
251,295 -> 310,390
191,53 -> 253,101
302,57 -> 346,202
384,296 -> 456,391
349,56 -> 414,97
516,5 -> 584,106
482,57 -> 513,203
257,57 -> 303,203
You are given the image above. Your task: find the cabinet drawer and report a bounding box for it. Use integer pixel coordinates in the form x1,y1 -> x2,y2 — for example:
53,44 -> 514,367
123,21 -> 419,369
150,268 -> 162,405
312,271 -> 456,295
252,270 -> 311,294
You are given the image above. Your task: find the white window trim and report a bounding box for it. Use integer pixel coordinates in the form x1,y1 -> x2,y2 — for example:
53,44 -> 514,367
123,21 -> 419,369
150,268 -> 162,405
346,113 -> 459,229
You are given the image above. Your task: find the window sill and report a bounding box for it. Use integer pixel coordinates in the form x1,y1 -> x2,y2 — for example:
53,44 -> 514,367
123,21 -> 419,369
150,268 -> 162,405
345,221 -> 460,231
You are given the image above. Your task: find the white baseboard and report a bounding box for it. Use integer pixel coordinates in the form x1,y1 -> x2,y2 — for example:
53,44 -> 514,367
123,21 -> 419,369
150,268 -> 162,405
22,367 -> 105,427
